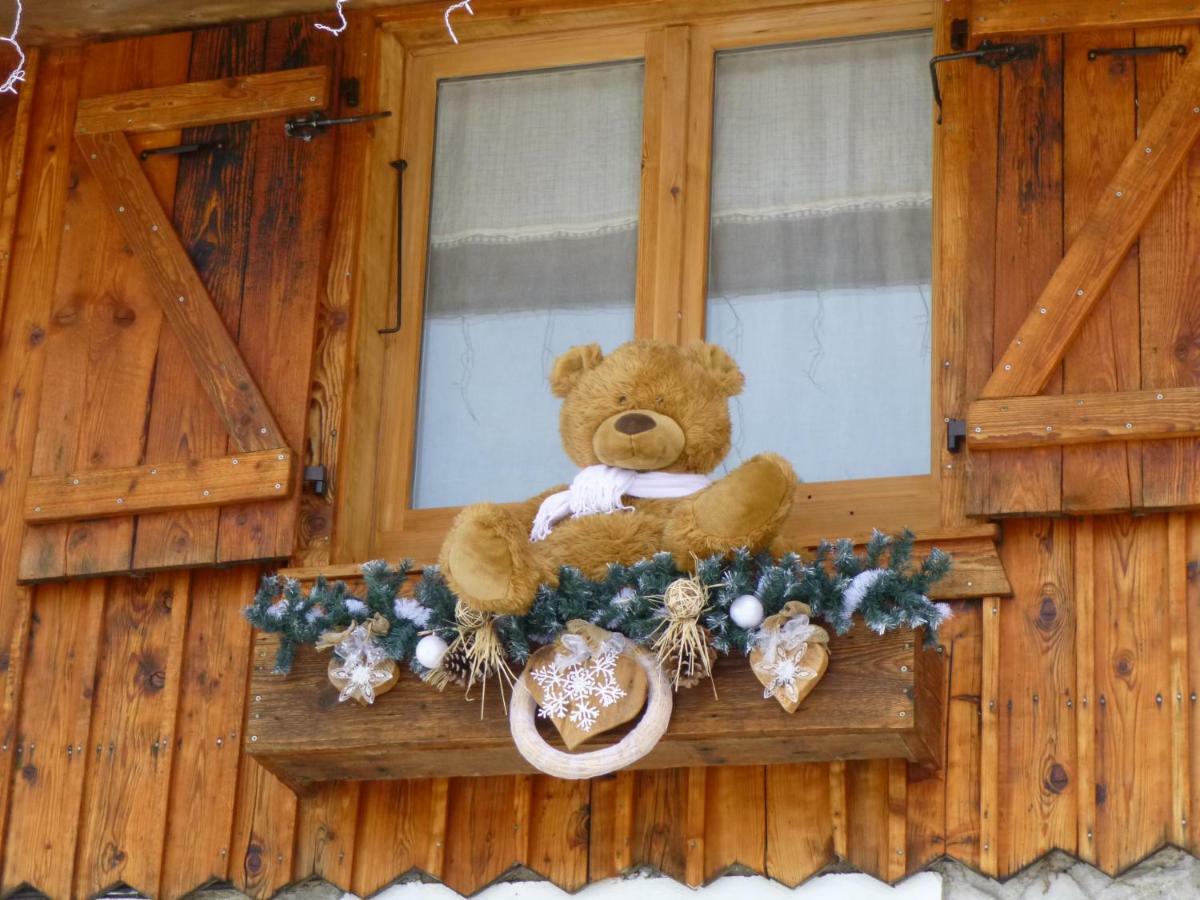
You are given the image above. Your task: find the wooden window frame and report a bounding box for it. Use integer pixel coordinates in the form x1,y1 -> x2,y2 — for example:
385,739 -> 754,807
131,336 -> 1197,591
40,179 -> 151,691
340,0 -> 1002,578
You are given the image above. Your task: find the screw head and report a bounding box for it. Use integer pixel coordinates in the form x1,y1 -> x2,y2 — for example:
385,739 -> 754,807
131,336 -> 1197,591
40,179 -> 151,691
259,426 -> 268,435
1046,425 -> 1053,432
974,426 -> 982,433
151,224 -> 158,232
250,735 -> 258,742
117,205 -> 125,212
274,482 -> 282,490
277,453 -> 285,461
1076,289 -> 1085,296
116,497 -> 124,504
1039,307 -> 1048,315
1125,422 -> 1133,429
898,711 -> 907,717
150,468 -> 158,475
177,296 -> 185,303
1157,393 -> 1165,400
33,506 -> 41,513
1146,147 -> 1153,154
231,458 -> 239,465
72,478 -> 79,485
1004,363 -> 1012,371
202,489 -> 210,497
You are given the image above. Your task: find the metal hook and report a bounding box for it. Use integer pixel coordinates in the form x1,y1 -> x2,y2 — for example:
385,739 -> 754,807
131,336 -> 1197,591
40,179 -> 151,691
929,40 -> 1038,124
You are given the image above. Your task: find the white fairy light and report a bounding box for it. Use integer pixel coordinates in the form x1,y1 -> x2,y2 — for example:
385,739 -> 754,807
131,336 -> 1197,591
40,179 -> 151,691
0,0 -> 25,95
443,0 -> 474,44
314,0 -> 349,36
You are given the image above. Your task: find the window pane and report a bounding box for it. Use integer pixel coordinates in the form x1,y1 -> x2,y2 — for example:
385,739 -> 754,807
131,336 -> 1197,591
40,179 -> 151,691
705,33 -> 932,483
413,62 -> 643,509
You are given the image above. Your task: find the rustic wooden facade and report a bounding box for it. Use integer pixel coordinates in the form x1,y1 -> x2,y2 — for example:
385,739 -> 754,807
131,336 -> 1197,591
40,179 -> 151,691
3,0 -> 1200,896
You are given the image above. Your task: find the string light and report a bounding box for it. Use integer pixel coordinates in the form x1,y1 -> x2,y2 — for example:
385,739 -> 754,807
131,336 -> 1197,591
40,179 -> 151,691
0,0 -> 24,95
444,0 -> 474,44
314,0 -> 348,36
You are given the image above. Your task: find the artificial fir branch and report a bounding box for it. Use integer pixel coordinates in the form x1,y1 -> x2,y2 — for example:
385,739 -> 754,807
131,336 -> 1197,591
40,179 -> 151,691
247,530 -> 953,674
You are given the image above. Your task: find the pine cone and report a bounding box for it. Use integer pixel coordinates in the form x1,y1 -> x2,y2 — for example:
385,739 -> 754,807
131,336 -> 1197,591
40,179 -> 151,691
439,646 -> 471,687
661,639 -> 717,690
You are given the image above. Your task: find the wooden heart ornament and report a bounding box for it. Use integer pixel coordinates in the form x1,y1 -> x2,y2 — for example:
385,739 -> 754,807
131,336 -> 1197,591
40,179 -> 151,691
749,601 -> 830,713
520,621 -> 648,750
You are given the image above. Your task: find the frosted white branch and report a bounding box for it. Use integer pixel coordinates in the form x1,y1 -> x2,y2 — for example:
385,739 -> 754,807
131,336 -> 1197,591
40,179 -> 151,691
0,0 -> 24,95
314,0 -> 348,36
444,0 -> 474,44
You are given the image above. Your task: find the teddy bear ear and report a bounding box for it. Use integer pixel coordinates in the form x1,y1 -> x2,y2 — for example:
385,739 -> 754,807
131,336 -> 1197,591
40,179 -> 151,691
686,342 -> 745,397
549,344 -> 604,398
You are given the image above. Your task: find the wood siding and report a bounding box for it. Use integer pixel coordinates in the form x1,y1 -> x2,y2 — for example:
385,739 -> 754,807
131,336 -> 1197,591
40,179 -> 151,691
4,7 -> 1200,898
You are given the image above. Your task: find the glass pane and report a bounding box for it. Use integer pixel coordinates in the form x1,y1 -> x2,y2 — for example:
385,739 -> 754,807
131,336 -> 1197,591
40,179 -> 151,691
413,62 -> 643,509
705,33 -> 932,483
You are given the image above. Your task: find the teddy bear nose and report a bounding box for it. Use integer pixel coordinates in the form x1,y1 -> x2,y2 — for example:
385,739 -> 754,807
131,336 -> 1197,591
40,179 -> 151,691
614,412 -> 656,435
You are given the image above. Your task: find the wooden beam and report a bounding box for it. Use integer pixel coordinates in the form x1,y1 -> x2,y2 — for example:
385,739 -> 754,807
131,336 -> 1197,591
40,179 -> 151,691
971,0 -> 1200,37
77,130 -> 287,451
75,65 -> 328,134
979,49 -> 1200,400
968,387 -> 1200,449
24,450 -> 294,523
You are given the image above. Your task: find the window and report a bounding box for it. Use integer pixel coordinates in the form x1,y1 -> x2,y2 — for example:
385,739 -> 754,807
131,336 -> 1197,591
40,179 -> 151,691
704,33 -> 933,483
360,6 -> 950,563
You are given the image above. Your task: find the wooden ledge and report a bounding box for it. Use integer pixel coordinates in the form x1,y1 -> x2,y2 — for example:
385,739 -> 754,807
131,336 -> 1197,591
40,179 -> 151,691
279,525 -> 1011,601
247,622 -> 944,787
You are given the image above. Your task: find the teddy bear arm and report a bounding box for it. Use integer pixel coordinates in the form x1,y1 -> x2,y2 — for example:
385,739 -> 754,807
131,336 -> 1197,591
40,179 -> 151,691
664,453 -> 797,559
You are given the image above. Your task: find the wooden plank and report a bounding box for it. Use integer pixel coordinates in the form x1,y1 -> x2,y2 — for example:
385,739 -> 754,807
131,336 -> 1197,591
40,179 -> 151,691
1074,520 -> 1097,865
1186,512 -> 1200,856
942,602 -> 983,869
23,449 -> 294,524
843,759 -> 891,880
295,12 -> 376,568
829,759 -> 847,860
703,767 -> 765,880
629,769 -> 691,880
1091,515 -> 1172,872
0,43 -> 68,879
979,596 -> 999,876
1139,27 -> 1200,507
0,581 -> 105,897
0,54 -> 37,328
134,21 -> 270,571
995,520 -> 1075,876
683,767 -> 705,885
229,757 -> 299,898
972,0 -> 1200,36
216,16 -> 336,563
75,65 -> 327,135
159,567 -> 257,897
248,625 -> 930,786
765,764 -> 834,885
76,129 -> 287,454
1061,30 -> 1141,512
332,26 -> 402,564
526,776 -> 590,889
350,778 -> 449,894
1168,512 -> 1191,849
905,650 -> 950,874
587,771 -> 635,881
73,572 -> 191,897
441,775 -> 532,894
978,36 -> 1064,515
634,25 -> 690,342
980,48 -> 1200,401
294,782 -> 360,887
968,387 -> 1200,450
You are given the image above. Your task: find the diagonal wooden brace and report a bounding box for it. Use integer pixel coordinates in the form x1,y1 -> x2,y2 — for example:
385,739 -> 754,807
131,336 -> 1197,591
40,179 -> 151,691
78,130 -> 286,452
980,48 -> 1200,400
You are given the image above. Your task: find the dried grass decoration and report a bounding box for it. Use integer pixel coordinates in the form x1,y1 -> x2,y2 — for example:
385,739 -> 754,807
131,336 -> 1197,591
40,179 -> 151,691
749,601 -> 830,713
651,575 -> 717,692
510,620 -> 673,779
425,601 -> 515,716
318,613 -> 399,706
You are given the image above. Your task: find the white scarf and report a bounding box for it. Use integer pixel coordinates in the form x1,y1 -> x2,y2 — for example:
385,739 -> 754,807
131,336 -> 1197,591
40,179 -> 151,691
530,464 -> 710,541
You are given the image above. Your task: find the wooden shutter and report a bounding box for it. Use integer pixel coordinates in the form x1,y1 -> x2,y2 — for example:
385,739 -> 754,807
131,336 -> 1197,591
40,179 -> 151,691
18,25 -> 341,580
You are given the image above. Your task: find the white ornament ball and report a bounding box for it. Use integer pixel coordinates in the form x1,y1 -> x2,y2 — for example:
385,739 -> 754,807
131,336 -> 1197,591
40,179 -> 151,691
729,594 -> 764,629
415,634 -> 449,670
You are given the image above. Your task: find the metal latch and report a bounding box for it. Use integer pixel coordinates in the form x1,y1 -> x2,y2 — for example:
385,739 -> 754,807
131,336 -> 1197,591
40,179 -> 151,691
284,109 -> 392,141
946,419 -> 967,454
929,40 -> 1038,124
304,465 -> 329,496
1088,44 -> 1187,61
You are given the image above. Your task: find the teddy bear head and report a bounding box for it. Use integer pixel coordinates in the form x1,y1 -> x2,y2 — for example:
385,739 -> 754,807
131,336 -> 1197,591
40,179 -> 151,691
548,340 -> 745,474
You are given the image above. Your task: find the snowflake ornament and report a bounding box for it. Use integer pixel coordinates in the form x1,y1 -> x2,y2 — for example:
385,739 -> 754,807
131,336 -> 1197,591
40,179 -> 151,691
333,621 -> 386,665
761,652 -> 817,704
527,636 -> 628,733
331,656 -> 393,704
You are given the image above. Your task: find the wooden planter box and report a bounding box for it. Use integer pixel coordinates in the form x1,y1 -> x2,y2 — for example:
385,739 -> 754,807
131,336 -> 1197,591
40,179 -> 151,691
246,622 -> 944,788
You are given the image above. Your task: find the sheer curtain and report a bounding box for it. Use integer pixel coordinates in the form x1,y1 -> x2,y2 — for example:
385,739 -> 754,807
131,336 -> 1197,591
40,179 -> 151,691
705,32 -> 933,483
412,62 -> 644,509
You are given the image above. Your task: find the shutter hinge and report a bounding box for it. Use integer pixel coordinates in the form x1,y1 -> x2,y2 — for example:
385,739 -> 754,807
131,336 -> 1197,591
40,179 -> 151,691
929,40 -> 1038,125
304,465 -> 329,496
284,109 -> 392,141
947,418 -> 967,454
1088,44 -> 1187,61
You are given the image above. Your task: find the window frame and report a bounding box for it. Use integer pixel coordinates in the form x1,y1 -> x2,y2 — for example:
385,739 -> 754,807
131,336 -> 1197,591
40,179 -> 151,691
344,0 -> 976,567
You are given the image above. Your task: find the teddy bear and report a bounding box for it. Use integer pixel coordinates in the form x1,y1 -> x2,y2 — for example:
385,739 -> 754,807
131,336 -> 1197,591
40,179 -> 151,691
438,340 -> 798,615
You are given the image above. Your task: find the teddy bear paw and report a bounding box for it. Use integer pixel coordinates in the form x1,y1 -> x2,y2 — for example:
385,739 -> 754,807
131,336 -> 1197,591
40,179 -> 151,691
689,452 -> 796,547
440,505 -> 537,616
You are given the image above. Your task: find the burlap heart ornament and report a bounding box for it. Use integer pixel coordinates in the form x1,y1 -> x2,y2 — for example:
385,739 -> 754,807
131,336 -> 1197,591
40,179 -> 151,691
749,601 -> 829,713
521,621 -> 647,750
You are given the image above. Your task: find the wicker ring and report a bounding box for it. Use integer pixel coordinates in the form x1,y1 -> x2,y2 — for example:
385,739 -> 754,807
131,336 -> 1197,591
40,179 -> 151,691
509,644 -> 673,780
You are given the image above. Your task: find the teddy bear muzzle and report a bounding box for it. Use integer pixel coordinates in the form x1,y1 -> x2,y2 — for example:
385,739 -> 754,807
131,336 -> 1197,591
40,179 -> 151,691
592,408 -> 685,471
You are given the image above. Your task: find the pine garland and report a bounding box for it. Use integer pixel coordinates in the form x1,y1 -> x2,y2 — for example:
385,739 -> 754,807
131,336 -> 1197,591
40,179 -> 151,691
246,529 -> 952,676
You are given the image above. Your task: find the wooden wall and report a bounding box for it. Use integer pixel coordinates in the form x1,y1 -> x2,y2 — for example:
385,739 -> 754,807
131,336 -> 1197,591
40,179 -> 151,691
2,8 -> 1200,899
